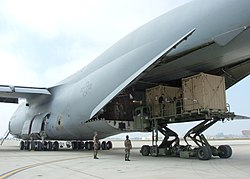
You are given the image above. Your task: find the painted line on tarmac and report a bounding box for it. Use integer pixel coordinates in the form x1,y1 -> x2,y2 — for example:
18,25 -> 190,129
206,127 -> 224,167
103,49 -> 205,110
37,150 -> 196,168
0,156 -> 91,179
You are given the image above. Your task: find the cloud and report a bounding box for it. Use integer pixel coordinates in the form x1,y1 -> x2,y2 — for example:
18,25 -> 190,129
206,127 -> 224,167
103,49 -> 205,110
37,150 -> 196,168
0,51 -> 40,86
3,0 -> 139,39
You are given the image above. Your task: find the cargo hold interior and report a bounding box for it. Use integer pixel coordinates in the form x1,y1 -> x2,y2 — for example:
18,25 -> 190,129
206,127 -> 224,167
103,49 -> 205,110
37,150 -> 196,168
91,73 -> 228,131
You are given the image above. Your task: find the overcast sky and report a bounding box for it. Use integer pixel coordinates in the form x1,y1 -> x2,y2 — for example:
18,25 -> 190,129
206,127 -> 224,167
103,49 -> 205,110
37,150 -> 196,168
0,0 -> 250,137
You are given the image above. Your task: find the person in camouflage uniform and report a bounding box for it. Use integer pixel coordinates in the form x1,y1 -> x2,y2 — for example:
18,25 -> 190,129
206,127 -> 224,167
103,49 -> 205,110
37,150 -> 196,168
124,135 -> 132,161
93,132 -> 99,159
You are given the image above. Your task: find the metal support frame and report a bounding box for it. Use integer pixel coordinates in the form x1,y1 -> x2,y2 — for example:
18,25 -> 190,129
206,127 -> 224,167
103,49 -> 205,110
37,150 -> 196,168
150,118 -> 179,148
183,118 -> 220,147
158,126 -> 178,148
151,119 -> 158,146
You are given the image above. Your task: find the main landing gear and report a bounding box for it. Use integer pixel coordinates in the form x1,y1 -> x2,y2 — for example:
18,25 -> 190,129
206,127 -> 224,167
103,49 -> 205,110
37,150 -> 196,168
140,118 -> 232,160
71,140 -> 113,150
20,140 -> 60,151
19,140 -> 113,151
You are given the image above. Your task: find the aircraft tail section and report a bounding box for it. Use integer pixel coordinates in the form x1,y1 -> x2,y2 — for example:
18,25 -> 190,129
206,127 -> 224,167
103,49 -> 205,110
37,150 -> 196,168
90,28 -> 196,118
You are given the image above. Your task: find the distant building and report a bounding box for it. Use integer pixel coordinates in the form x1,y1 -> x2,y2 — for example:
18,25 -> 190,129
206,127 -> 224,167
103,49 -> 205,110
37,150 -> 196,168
242,129 -> 250,137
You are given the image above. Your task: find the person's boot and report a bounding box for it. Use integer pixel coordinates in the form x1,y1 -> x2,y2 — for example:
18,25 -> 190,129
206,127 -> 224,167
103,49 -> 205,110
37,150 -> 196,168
94,154 -> 99,159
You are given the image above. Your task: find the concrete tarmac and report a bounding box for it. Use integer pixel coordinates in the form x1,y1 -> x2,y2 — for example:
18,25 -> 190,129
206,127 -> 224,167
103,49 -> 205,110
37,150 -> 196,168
0,139 -> 250,179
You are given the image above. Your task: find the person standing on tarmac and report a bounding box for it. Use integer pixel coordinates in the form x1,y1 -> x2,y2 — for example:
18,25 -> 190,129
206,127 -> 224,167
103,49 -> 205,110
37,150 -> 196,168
124,135 -> 132,161
93,132 -> 99,159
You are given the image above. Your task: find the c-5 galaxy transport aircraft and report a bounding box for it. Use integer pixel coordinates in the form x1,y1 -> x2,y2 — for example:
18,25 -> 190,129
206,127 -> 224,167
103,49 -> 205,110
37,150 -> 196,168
1,0 -> 250,160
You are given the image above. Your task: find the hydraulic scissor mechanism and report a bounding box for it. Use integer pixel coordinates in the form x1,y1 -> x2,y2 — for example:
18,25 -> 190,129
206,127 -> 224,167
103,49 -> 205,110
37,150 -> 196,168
140,118 -> 232,160
184,119 -> 219,147
158,125 -> 178,148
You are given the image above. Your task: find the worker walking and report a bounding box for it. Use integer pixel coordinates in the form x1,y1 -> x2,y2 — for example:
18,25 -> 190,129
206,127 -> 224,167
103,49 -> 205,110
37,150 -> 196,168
93,132 -> 99,159
124,135 -> 132,161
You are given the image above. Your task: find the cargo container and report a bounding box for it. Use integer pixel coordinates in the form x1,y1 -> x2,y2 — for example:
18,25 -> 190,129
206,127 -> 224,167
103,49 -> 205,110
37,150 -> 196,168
182,73 -> 226,112
146,85 -> 181,117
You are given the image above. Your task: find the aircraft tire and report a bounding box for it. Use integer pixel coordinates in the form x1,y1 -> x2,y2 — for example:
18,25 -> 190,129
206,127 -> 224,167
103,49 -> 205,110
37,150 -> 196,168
72,141 -> 77,150
141,145 -> 150,156
34,141 -> 43,151
53,141 -> 59,151
20,141 -> 24,150
75,141 -> 80,150
85,141 -> 93,150
30,141 -> 35,150
34,141 -> 38,151
218,145 -> 232,158
37,141 -> 42,151
47,141 -> 53,151
197,146 -> 212,160
80,141 -> 85,150
107,141 -> 112,150
84,142 -> 89,150
89,141 -> 94,150
43,141 -> 48,151
101,141 -> 107,150
24,141 -> 30,150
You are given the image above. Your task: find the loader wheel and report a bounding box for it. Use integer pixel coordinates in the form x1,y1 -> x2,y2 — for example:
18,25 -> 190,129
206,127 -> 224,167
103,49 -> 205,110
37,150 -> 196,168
197,146 -> 212,160
218,145 -> 232,158
141,145 -> 150,156
107,141 -> 113,150
150,145 -> 159,157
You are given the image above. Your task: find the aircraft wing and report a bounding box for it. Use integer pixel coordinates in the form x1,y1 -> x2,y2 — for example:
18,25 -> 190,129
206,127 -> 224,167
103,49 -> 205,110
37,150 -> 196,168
90,28 -> 196,118
0,85 -> 51,104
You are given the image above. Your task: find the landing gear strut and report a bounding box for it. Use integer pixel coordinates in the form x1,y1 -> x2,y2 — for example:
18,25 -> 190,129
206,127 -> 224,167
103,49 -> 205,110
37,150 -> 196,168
140,118 -> 233,160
